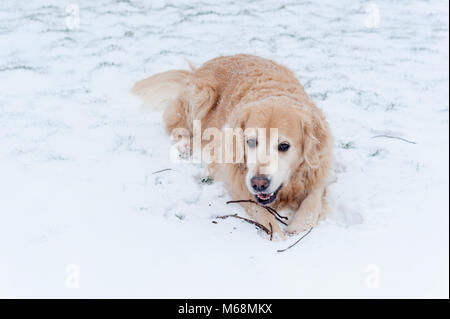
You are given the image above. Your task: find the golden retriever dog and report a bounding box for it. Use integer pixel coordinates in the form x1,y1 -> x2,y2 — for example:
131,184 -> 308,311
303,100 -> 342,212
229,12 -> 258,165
132,54 -> 333,239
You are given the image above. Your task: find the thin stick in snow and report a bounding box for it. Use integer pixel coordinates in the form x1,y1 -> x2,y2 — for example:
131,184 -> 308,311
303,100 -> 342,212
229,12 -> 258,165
151,168 -> 173,174
216,213 -> 272,236
277,227 -> 314,253
226,199 -> 288,225
371,135 -> 417,144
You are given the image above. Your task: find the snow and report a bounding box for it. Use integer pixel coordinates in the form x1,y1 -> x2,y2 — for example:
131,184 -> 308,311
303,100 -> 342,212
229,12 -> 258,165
0,0 -> 448,298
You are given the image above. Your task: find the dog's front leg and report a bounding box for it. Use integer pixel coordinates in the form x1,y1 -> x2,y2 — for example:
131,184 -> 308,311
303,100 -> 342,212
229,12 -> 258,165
240,203 -> 286,240
286,187 -> 325,235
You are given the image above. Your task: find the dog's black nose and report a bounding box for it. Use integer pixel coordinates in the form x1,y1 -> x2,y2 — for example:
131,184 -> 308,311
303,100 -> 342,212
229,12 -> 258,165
251,176 -> 270,192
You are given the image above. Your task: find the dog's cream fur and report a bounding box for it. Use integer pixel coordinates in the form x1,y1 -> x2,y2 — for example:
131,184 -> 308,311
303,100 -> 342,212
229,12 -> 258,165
133,54 -> 333,239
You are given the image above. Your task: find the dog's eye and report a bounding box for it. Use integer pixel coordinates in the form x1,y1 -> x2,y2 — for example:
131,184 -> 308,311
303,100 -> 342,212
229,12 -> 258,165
278,143 -> 290,152
247,138 -> 257,148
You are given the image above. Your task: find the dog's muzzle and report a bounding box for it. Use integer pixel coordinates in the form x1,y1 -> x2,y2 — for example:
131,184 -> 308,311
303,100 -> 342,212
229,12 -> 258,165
254,184 -> 283,205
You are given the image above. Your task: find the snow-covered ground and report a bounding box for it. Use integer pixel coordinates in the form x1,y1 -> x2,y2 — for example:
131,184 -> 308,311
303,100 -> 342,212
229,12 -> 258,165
0,0 -> 448,298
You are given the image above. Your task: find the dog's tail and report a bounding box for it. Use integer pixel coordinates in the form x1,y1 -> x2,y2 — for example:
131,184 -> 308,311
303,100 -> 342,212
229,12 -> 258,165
131,69 -> 190,111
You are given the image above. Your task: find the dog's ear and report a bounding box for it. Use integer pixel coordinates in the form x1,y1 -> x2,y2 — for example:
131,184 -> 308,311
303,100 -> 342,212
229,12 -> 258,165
300,109 -> 329,169
227,105 -> 251,130
225,106 -> 252,166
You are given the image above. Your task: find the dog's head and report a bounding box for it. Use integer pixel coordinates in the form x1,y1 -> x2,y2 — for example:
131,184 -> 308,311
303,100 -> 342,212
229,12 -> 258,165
229,96 -> 328,206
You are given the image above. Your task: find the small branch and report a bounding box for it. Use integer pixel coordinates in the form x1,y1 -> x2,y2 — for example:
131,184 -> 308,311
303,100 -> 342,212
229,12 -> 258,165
269,223 -> 273,241
265,205 -> 289,221
216,214 -> 272,236
226,199 -> 257,205
372,135 -> 417,144
226,199 -> 288,226
152,168 -> 172,174
277,227 -> 314,253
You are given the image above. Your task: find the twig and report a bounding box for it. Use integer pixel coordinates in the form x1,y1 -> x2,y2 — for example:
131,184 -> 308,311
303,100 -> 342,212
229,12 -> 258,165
264,205 -> 289,221
216,214 -> 272,236
277,227 -> 314,253
226,199 -> 288,226
226,199 -> 257,205
269,223 -> 273,241
372,135 -> 417,144
152,168 -> 172,174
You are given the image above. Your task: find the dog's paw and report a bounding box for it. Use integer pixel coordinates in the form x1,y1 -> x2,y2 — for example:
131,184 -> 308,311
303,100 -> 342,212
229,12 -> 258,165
285,212 -> 318,235
268,222 -> 286,241
285,223 -> 310,235
176,137 -> 192,159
